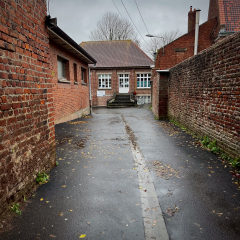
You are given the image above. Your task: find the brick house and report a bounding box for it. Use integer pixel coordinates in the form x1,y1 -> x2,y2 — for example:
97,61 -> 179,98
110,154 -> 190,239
45,18 -> 96,124
152,1 -> 240,118
80,40 -> 154,107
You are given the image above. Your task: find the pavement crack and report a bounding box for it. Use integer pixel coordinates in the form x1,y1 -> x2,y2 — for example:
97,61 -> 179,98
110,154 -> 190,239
121,115 -> 169,240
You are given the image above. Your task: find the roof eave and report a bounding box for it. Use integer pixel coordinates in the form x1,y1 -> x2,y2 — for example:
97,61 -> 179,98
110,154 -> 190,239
46,18 -> 97,64
89,65 -> 153,70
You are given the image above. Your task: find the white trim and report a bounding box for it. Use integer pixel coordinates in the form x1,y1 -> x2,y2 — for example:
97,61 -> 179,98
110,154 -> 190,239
119,74 -> 129,93
117,72 -> 131,75
97,73 -> 112,75
98,74 -> 112,89
137,73 -> 151,89
156,70 -> 170,73
135,72 -> 151,75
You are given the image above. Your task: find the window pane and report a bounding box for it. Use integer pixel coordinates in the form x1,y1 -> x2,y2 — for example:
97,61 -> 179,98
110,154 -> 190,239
57,59 -> 65,78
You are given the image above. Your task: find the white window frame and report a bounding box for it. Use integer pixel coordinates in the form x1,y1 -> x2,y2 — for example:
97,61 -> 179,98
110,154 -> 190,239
137,95 -> 151,105
137,73 -> 151,89
98,74 -> 112,89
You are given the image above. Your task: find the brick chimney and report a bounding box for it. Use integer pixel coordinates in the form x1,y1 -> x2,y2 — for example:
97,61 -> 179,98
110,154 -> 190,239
188,6 -> 196,33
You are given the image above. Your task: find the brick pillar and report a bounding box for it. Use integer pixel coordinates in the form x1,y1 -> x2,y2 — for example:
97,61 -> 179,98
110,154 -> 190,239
158,72 -> 169,119
151,69 -> 159,118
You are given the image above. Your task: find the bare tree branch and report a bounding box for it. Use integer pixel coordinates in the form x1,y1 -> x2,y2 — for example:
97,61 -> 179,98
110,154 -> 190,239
90,12 -> 140,45
143,29 -> 182,59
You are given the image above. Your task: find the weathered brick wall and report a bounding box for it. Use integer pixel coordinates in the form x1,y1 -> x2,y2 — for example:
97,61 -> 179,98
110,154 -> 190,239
0,0 -> 55,215
167,32 -> 240,158
49,41 -> 90,124
91,68 -> 151,107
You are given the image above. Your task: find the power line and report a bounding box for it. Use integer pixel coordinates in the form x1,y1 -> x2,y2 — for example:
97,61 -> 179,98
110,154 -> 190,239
133,0 -> 149,34
120,0 -> 149,45
112,0 -> 123,18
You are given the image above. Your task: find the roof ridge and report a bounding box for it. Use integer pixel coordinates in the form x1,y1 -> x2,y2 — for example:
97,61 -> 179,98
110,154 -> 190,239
81,39 -> 132,44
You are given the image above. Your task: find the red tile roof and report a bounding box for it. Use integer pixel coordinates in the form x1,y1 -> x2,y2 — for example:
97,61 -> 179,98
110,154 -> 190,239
80,40 -> 153,68
219,0 -> 240,31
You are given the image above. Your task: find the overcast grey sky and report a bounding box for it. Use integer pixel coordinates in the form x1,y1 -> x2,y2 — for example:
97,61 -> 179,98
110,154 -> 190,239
49,0 -> 210,47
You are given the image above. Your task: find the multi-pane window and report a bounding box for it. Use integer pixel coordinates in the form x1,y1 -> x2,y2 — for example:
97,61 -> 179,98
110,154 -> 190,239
137,73 -> 151,88
137,95 -> 151,105
98,74 -> 111,89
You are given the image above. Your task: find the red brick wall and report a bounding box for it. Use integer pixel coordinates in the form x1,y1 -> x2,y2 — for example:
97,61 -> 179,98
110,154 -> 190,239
155,17 -> 217,70
91,68 -> 151,107
49,41 -> 90,123
208,0 -> 219,20
188,7 -> 196,33
166,32 -> 240,158
0,0 -> 55,215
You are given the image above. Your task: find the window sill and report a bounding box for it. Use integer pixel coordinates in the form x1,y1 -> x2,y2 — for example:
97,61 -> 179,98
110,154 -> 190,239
98,88 -> 112,90
137,87 -> 151,89
81,81 -> 87,85
58,78 -> 71,84
74,82 -> 79,85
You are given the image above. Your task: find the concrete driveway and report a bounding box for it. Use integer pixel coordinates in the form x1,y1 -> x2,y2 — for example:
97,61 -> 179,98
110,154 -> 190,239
1,107 -> 239,240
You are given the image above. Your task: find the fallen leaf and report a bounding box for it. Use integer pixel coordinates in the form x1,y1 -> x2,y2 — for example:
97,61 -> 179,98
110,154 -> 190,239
62,185 -> 66,188
79,234 -> 86,238
40,198 -> 43,201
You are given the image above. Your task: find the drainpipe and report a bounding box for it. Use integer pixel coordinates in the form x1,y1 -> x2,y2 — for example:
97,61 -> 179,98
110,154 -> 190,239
89,66 -> 91,114
89,64 -> 95,115
194,9 -> 201,55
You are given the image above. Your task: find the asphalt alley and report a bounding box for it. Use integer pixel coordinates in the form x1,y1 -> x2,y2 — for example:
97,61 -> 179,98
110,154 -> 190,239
1,108 -> 240,240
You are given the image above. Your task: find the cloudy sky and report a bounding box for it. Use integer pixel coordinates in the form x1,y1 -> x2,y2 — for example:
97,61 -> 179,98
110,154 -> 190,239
49,0 -> 210,47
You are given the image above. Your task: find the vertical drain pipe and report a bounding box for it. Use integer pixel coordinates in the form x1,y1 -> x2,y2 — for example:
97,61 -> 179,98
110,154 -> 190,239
194,9 -> 201,55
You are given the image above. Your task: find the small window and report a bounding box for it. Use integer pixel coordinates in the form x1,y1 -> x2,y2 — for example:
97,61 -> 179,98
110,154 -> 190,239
137,95 -> 151,105
98,74 -> 111,89
81,67 -> 87,84
74,63 -> 77,83
57,56 -> 69,82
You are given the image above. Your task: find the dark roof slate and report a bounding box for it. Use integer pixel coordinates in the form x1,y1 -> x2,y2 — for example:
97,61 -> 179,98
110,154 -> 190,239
80,40 -> 153,68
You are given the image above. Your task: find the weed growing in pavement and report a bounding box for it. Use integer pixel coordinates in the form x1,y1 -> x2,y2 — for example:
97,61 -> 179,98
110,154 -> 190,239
201,136 -> 210,147
201,137 -> 220,153
10,203 -> 21,215
169,119 -> 239,171
229,158 -> 240,168
36,172 -> 50,185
